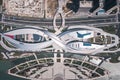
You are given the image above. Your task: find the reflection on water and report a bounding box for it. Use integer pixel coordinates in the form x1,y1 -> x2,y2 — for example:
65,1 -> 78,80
0,60 -> 26,80
0,0 -> 2,5
89,0 -> 116,12
103,0 -> 116,11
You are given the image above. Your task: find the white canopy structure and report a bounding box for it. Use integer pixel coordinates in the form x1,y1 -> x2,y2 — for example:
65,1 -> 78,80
0,26 -> 119,55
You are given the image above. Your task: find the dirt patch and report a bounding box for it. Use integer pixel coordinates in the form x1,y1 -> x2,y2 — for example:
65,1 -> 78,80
47,0 -> 58,18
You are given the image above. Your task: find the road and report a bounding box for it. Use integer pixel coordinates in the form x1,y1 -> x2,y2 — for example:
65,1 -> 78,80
1,14 -> 117,26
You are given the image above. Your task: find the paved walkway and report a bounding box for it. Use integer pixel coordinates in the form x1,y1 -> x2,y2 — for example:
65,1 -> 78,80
101,62 -> 120,76
53,0 -> 65,33
95,61 -> 120,80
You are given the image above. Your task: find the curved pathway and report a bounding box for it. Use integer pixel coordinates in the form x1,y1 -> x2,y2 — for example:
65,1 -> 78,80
53,0 -> 65,33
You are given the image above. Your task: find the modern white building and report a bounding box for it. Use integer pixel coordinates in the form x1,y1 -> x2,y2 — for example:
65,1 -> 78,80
0,25 -> 119,55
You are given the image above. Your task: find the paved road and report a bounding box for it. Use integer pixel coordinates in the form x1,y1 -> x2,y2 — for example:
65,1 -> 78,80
1,14 -> 117,26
